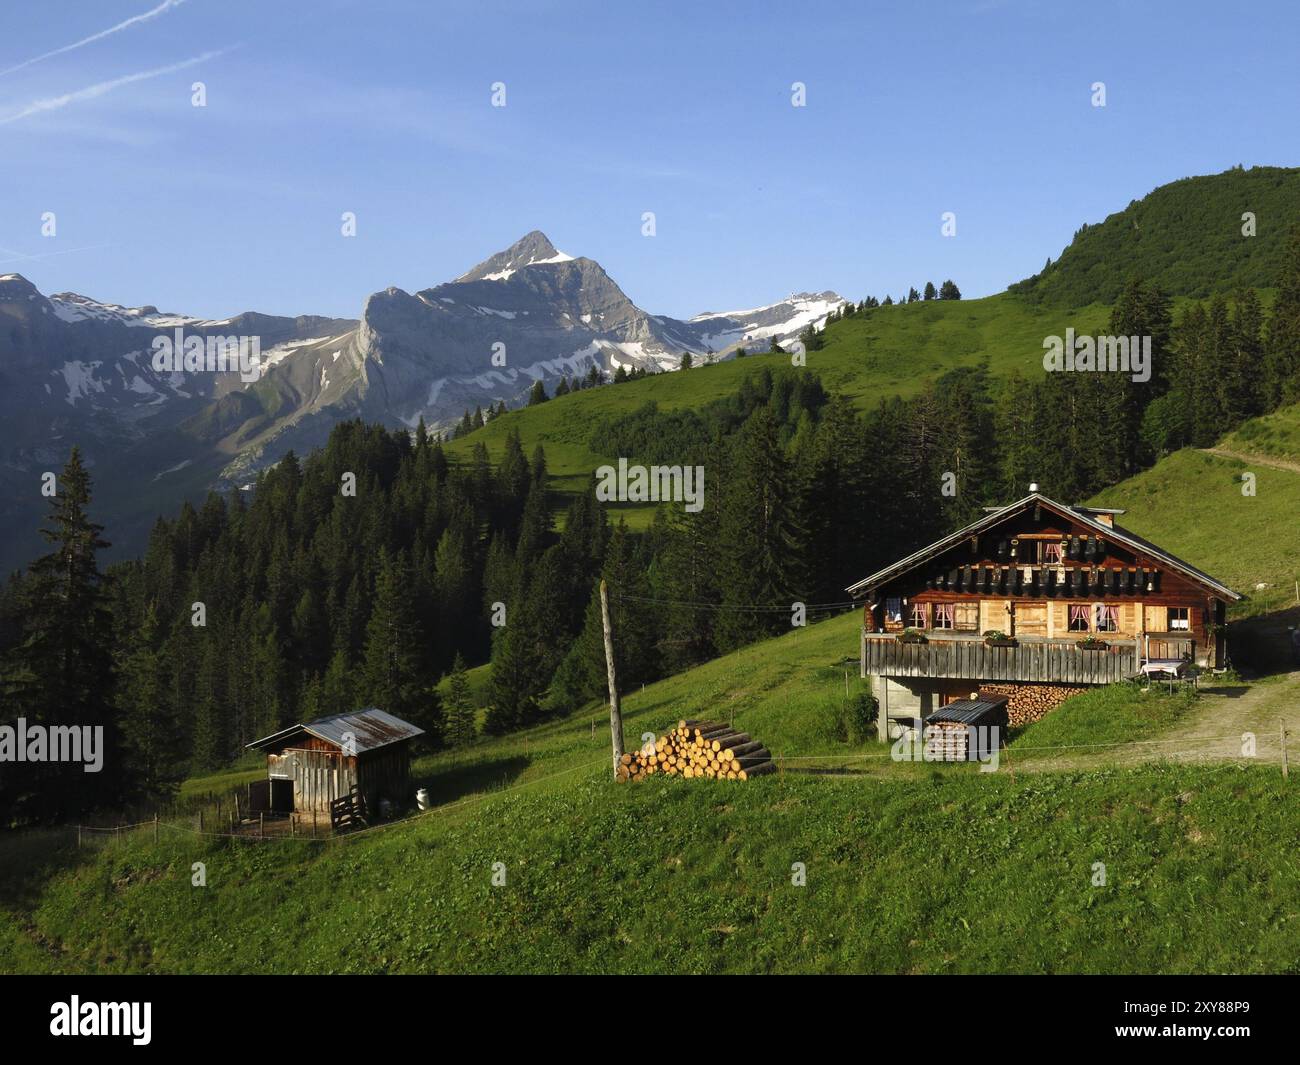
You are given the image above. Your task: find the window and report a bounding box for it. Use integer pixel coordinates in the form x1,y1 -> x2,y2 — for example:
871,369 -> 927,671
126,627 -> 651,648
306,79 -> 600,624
1068,605 -> 1090,632
885,598 -> 903,624
1095,604 -> 1119,632
933,603 -> 954,629
909,602 -> 928,628
1168,607 -> 1189,631
953,602 -> 979,631
1042,541 -> 1064,564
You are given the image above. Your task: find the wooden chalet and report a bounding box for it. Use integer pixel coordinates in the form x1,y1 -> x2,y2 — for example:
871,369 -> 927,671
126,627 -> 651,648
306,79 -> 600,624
846,489 -> 1241,740
246,708 -> 423,817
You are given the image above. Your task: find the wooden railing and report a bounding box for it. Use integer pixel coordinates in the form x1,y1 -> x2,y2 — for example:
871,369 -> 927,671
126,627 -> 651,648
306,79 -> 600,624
862,632 -> 1139,684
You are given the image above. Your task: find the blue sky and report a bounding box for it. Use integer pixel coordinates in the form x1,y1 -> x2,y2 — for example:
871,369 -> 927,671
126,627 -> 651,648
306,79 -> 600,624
1,0 -> 1297,320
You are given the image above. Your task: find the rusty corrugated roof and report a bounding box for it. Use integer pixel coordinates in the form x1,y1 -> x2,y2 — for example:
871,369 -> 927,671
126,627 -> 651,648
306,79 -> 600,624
246,707 -> 424,753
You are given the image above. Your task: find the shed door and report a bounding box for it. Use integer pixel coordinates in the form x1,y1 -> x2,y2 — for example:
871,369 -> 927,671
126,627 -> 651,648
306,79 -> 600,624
1014,603 -> 1047,636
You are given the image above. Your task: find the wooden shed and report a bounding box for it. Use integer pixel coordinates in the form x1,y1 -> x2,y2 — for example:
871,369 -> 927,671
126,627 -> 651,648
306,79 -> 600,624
246,708 -> 424,816
922,695 -> 1008,762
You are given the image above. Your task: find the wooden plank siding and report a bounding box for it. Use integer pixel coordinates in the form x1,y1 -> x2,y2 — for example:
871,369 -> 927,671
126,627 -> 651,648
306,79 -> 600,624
863,634 -> 1138,684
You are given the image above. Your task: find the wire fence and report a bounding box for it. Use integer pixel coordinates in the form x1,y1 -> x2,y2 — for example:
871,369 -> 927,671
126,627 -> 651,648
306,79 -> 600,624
66,754 -> 611,851
59,717 -> 1293,853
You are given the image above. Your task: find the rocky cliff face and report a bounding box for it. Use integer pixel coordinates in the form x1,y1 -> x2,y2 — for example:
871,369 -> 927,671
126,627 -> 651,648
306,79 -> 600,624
0,233 -> 844,570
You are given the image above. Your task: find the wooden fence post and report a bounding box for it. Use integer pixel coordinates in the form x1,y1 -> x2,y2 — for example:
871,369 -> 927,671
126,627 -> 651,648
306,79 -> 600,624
154,814 -> 159,844
599,580 -> 625,778
259,812 -> 264,839
1282,725 -> 1289,781
77,825 -> 82,849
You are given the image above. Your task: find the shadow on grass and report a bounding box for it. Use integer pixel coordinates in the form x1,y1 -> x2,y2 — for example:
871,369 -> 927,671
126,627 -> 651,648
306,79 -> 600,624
0,827 -> 88,911
1231,606 -> 1300,677
413,755 -> 532,806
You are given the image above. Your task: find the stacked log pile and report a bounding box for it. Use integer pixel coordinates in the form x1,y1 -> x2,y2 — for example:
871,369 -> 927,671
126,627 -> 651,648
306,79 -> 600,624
978,682 -> 1089,727
616,720 -> 776,782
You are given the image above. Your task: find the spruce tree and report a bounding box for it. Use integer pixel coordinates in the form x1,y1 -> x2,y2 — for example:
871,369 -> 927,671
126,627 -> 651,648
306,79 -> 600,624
4,448 -> 119,816
714,408 -> 805,651
445,653 -> 477,747
363,550 -> 442,743
1266,227 -> 1300,405
118,604 -> 185,799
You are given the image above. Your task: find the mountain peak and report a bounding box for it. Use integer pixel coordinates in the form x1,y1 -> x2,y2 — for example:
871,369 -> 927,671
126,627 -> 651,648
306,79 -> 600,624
456,230 -> 575,283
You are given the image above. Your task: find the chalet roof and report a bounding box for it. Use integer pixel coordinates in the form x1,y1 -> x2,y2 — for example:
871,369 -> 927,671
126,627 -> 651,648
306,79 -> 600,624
845,492 -> 1242,602
246,708 -> 425,754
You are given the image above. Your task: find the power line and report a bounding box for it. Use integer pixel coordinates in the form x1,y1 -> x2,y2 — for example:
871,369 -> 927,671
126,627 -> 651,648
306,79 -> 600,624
613,592 -> 860,613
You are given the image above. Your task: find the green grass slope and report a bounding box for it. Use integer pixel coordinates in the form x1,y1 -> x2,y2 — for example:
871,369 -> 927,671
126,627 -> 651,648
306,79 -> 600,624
12,323 -> 1300,975
1012,164 -> 1300,306
448,293 -> 1111,525
1089,448 -> 1300,620
1217,400 -> 1300,467
4,600 -> 1297,974
5,758 -> 1295,974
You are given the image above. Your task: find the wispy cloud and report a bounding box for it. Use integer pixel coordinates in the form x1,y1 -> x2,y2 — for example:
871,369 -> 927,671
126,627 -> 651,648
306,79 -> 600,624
0,243 -> 115,267
0,48 -> 231,126
0,0 -> 190,79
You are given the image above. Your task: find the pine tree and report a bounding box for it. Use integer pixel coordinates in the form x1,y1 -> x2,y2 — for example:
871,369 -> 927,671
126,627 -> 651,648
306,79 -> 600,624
190,636 -> 227,770
363,550 -> 442,744
527,380 -> 549,406
938,279 -> 961,300
1266,227 -> 1300,405
714,409 -> 806,651
445,653 -> 477,747
3,448 -> 119,817
1227,288 -> 1265,420
118,604 -> 185,799
923,282 -> 937,301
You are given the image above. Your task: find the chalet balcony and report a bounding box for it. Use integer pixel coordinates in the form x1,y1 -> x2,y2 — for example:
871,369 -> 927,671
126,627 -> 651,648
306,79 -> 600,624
861,630 -> 1149,685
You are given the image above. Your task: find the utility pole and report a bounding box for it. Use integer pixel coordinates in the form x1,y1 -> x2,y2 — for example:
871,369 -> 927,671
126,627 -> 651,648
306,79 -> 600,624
600,579 -> 625,778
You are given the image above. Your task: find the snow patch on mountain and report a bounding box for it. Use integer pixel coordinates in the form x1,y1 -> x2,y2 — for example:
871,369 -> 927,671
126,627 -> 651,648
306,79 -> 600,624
48,292 -> 208,329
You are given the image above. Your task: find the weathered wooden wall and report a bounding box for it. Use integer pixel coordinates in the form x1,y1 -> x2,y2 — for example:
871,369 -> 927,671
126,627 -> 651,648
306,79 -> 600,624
356,747 -> 412,812
863,636 -> 1137,685
267,748 -> 356,813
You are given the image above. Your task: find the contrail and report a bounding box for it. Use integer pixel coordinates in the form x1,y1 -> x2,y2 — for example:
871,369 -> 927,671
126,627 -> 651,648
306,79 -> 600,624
0,48 -> 229,125
0,0 -> 190,78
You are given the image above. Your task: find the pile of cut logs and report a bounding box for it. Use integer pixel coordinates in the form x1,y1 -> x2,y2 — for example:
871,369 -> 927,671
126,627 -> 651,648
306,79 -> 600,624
616,719 -> 776,782
978,682 -> 1089,727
